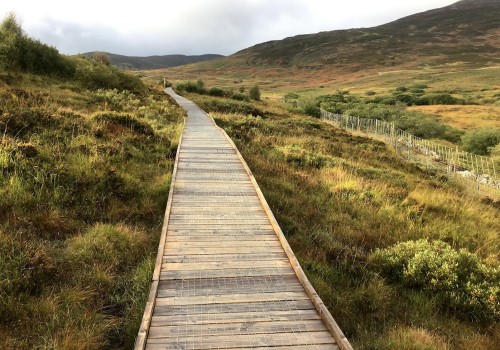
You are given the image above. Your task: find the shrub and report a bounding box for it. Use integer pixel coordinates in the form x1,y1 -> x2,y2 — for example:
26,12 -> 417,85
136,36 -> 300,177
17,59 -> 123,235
175,80 -> 206,94
299,96 -> 321,118
249,84 -> 261,101
75,58 -> 144,93
370,239 -> 499,321
231,92 -> 249,101
208,87 -> 226,97
197,99 -> 263,116
461,128 -> 500,155
284,92 -> 299,102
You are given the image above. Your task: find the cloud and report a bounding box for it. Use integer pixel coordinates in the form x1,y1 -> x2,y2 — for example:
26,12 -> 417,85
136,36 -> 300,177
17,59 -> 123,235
1,0 -> 458,56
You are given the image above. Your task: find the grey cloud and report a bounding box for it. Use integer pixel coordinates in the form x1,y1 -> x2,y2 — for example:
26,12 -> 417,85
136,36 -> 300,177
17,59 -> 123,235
27,20 -> 137,55
24,0 -> 313,56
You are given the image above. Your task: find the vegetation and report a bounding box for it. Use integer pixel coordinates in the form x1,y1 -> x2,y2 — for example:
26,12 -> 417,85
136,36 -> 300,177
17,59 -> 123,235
461,128 -> 500,155
249,84 -> 261,101
184,92 -> 500,349
0,14 -> 75,77
0,15 -> 184,349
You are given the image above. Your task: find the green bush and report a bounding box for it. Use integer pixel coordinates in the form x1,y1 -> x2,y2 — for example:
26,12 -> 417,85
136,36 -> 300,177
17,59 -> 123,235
175,80 -> 206,94
75,58 -> 144,93
299,96 -> 321,118
208,87 -> 226,97
461,128 -> 500,155
416,93 -> 465,106
249,84 -> 261,101
231,92 -> 249,101
284,92 -> 299,102
197,98 -> 263,116
370,239 -> 499,321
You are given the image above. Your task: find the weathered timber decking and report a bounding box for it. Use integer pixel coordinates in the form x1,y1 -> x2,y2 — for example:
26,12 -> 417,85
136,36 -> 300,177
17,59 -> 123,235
135,88 -> 352,350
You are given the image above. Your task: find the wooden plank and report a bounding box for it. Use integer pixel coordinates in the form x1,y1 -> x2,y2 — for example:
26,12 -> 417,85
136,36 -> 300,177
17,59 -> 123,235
154,291 -> 310,307
153,299 -> 316,316
163,253 -> 288,263
160,267 -> 295,280
161,260 -> 290,272
148,319 -> 328,338
165,241 -> 281,248
150,309 -> 322,327
164,246 -> 285,254
145,331 -> 336,347
157,283 -> 304,298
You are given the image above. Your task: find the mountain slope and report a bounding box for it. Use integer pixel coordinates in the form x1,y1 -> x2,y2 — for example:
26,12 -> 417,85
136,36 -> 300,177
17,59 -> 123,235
234,0 -> 499,69
157,0 -> 499,90
81,52 -> 224,70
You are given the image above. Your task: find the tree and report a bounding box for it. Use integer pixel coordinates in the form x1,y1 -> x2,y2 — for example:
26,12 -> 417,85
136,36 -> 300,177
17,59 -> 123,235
249,84 -> 261,101
0,13 -> 23,71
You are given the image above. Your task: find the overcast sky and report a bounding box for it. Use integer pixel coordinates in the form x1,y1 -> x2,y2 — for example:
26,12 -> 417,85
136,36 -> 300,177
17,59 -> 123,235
1,0 -> 458,56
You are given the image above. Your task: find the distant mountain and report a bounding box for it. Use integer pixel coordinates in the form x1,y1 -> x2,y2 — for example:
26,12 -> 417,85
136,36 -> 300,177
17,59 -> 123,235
80,52 -> 224,70
232,0 -> 499,69
166,0 -> 498,81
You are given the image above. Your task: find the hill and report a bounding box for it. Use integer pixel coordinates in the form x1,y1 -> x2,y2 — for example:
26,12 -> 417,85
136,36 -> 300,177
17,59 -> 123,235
235,0 -> 499,69
81,52 -> 224,70
155,0 -> 500,91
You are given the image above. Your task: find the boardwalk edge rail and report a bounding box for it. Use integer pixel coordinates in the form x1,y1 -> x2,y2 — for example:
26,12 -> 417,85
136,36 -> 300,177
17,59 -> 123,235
134,102 -> 185,350
210,114 -> 354,350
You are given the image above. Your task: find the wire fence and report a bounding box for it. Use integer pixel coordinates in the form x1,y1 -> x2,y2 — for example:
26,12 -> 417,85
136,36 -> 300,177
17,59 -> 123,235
320,109 -> 500,195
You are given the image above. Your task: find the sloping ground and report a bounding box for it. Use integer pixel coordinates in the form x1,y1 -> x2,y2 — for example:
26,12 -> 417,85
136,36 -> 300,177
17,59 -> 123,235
235,0 -> 500,69
81,52 -> 224,70
154,0 -> 500,90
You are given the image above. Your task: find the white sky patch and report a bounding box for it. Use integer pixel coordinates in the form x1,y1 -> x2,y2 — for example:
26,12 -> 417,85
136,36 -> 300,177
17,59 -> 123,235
0,0 -> 458,56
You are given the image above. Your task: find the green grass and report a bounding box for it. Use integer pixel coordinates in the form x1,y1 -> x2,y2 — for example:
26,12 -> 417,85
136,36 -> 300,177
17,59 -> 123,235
183,92 -> 500,350
0,72 -> 183,349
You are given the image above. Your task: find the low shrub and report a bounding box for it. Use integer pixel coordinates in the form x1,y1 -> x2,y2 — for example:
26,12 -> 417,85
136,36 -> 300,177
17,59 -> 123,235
461,128 -> 500,155
197,98 -> 263,116
369,239 -> 499,321
208,87 -> 226,97
175,80 -> 206,94
75,58 -> 145,93
231,92 -> 249,101
249,84 -> 261,101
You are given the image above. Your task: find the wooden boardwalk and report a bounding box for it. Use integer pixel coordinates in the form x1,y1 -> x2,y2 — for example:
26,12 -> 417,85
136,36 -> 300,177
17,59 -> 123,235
135,88 -> 352,350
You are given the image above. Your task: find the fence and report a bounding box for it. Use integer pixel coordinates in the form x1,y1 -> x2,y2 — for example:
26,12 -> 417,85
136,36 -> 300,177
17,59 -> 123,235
320,109 -> 500,194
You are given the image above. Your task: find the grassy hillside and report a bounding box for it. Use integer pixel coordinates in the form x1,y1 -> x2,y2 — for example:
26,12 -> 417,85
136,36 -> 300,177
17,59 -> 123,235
152,0 -> 499,100
235,0 -> 499,69
0,15 -> 184,348
185,91 -> 499,349
81,52 -> 224,70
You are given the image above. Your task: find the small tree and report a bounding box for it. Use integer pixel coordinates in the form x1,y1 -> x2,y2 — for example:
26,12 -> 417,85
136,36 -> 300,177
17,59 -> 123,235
249,84 -> 261,101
